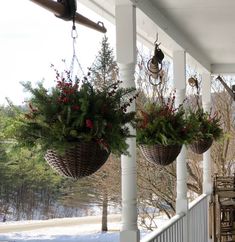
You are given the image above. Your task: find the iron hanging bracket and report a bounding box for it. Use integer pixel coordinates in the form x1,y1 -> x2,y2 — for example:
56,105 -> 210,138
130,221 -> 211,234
216,76 -> 235,101
30,0 -> 107,33
55,0 -> 77,21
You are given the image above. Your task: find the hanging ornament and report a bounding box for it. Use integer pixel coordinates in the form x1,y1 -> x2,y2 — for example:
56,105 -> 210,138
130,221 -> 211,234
147,34 -> 165,86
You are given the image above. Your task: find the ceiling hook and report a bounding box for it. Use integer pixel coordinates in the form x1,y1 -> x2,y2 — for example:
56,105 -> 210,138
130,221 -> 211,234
154,33 -> 159,45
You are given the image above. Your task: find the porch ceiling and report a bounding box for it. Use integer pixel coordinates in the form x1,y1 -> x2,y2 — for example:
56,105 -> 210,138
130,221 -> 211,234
135,0 -> 235,73
80,0 -> 235,73
152,0 -> 235,64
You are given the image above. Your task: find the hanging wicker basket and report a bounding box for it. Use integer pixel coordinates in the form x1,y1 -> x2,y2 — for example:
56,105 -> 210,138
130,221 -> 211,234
44,141 -> 110,179
189,138 -> 213,154
139,144 -> 182,166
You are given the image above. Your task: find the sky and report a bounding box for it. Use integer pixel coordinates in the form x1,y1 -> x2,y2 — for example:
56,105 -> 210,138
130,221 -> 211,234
0,0 -> 115,105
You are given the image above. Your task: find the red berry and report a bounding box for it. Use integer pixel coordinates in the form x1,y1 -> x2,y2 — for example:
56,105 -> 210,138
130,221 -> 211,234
86,119 -> 94,129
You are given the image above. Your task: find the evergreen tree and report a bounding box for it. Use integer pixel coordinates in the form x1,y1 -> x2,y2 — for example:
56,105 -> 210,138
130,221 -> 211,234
89,35 -> 118,88
89,36 -> 120,232
0,106 -> 66,220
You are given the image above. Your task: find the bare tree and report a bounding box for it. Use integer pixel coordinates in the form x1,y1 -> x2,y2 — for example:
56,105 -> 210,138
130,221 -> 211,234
211,77 -> 235,175
61,155 -> 121,232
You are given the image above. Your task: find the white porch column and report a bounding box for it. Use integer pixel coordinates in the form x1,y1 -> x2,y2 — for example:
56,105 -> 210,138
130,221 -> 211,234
173,51 -> 188,242
202,72 -> 212,195
173,50 -> 188,214
115,1 -> 140,242
202,72 -> 213,242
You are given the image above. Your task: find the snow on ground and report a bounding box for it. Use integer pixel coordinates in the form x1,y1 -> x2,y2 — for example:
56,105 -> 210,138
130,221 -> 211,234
0,231 -> 119,242
0,227 -> 119,242
0,215 -> 168,242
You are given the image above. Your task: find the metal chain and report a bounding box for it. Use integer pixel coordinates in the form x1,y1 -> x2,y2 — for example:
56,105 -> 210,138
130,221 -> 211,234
70,17 -> 85,79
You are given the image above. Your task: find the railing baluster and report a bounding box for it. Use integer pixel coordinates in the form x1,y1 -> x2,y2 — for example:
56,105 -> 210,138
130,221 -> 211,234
166,226 -> 169,242
175,220 -> 177,242
188,194 -> 208,242
141,194 -> 208,242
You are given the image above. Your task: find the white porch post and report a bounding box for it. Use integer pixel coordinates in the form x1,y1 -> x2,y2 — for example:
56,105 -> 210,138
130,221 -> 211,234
202,72 -> 213,195
173,50 -> 188,213
115,1 -> 140,242
173,50 -> 188,242
202,72 -> 213,242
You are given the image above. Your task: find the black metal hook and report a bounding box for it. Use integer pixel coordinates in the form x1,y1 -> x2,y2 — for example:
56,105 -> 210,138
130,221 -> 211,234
55,0 -> 77,21
147,35 -> 165,86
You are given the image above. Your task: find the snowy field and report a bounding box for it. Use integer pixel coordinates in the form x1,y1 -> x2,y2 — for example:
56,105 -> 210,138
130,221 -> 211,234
0,215 -> 168,242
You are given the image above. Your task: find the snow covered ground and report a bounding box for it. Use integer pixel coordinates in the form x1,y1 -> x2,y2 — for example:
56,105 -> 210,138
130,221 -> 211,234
0,214 -> 168,242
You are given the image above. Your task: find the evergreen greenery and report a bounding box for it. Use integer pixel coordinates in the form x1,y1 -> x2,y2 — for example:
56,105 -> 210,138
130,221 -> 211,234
10,67 -> 136,156
186,107 -> 223,141
137,93 -> 196,145
186,77 -> 223,142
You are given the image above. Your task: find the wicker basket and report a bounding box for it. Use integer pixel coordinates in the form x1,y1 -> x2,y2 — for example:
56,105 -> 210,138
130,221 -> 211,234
190,138 -> 213,154
139,144 -> 182,166
45,141 -> 110,179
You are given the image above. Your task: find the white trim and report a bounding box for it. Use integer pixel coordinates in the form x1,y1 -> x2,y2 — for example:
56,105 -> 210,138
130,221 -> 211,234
211,63 -> 235,74
79,0 -> 115,25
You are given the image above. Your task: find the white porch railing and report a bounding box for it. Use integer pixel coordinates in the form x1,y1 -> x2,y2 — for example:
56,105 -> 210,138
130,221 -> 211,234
141,194 -> 209,242
140,212 -> 186,242
188,194 -> 208,242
